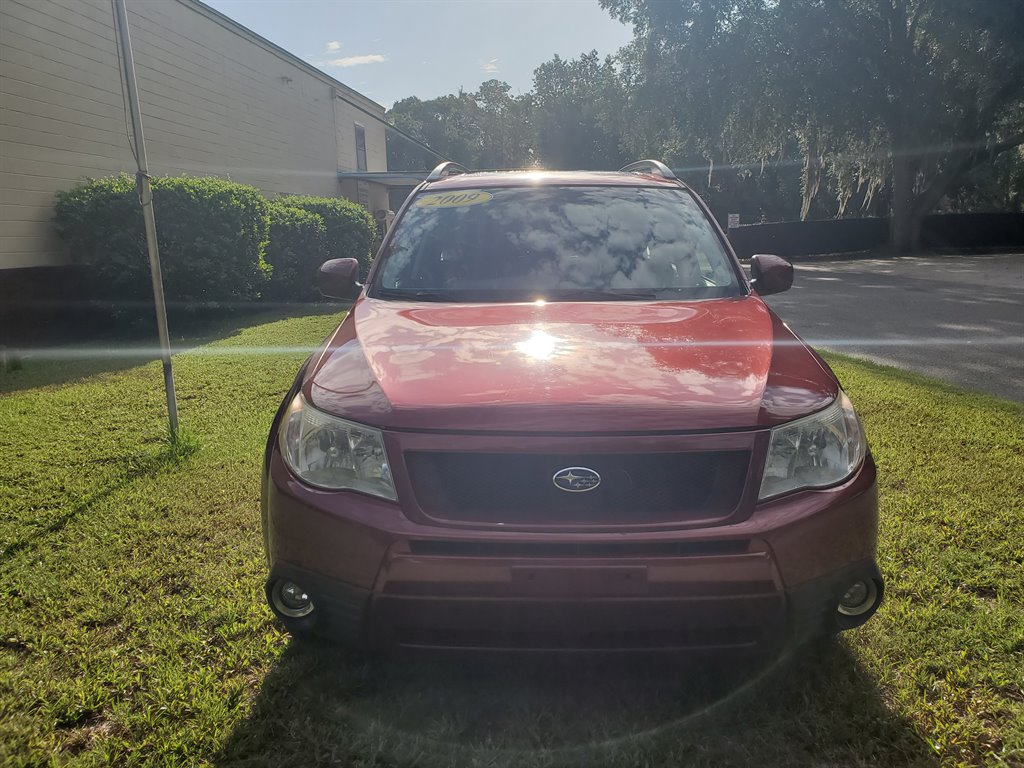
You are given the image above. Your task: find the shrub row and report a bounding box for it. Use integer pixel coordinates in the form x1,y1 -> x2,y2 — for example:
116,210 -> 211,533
278,195 -> 376,279
263,203 -> 328,303
55,175 -> 270,314
54,175 -> 376,314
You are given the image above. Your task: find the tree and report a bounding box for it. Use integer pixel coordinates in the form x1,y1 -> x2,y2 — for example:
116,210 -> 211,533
386,83 -> 533,171
531,52 -> 628,169
386,91 -> 482,170
471,80 -> 535,169
601,0 -> 1024,250
948,146 -> 1024,214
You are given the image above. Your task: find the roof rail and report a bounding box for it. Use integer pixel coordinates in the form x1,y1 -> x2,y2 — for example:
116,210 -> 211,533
618,160 -> 678,180
426,161 -> 470,182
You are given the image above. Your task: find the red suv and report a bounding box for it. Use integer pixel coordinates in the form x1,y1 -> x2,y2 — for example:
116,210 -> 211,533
260,160 -> 882,653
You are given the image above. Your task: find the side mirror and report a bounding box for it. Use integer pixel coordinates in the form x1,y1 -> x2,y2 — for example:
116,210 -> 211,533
749,254 -> 793,296
318,258 -> 360,300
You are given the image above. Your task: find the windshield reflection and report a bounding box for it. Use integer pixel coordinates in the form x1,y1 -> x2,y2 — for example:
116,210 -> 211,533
374,186 -> 741,301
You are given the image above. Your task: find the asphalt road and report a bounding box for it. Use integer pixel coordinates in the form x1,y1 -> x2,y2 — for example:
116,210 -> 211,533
761,254 -> 1024,402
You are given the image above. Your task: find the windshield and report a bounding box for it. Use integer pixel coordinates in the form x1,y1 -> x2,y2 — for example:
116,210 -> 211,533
371,186 -> 742,301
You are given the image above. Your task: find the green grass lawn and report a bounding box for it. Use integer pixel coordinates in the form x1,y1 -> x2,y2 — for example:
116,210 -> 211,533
0,309 -> 1021,767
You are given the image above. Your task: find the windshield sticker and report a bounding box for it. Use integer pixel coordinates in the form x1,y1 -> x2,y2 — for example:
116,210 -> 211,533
415,190 -> 493,208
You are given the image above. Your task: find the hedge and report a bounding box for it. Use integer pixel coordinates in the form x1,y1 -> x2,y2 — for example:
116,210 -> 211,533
279,195 -> 376,276
262,203 -> 329,302
55,174 -> 270,316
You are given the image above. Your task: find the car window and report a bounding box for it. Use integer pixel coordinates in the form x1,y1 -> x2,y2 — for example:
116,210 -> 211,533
373,186 -> 741,301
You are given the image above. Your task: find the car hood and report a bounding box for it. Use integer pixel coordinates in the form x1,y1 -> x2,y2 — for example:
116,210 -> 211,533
306,296 -> 838,432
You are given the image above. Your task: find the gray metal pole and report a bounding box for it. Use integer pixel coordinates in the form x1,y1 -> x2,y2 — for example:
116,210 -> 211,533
112,0 -> 179,436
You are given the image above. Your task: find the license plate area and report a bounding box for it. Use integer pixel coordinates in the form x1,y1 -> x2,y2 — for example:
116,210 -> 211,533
511,566 -> 648,596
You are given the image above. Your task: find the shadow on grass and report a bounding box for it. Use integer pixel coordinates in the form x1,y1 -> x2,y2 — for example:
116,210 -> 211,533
0,433 -> 198,566
0,303 -> 342,395
218,638 -> 937,768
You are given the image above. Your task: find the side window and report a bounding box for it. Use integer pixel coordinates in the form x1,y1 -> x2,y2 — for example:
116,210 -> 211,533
354,124 -> 367,172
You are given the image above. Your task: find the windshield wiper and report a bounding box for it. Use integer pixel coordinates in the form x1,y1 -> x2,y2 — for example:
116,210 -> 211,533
552,289 -> 660,301
375,288 -> 461,302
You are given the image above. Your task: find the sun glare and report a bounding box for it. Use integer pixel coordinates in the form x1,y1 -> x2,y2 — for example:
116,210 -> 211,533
515,329 -> 559,360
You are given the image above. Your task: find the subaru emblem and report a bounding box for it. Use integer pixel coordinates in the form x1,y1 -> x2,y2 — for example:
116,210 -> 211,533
552,466 -> 601,493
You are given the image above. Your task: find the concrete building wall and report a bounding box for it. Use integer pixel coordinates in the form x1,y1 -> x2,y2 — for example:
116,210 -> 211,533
0,0 -> 387,270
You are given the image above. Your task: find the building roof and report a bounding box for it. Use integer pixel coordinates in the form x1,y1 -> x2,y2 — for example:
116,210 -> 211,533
184,0 -> 385,114
338,171 -> 429,186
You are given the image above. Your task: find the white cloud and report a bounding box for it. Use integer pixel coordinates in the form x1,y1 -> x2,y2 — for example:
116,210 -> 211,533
326,40 -> 342,52
481,58 -> 499,74
318,54 -> 388,68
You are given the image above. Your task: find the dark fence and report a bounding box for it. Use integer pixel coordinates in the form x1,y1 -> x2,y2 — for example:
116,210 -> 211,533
728,218 -> 888,259
920,213 -> 1024,250
728,213 -> 1024,258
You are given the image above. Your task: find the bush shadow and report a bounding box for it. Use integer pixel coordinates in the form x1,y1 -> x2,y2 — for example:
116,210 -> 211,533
218,638 -> 938,768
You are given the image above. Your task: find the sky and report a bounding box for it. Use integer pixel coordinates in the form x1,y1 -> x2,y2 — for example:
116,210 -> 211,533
203,0 -> 635,109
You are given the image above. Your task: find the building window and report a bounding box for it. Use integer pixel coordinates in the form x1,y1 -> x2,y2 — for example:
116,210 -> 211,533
354,124 -> 367,172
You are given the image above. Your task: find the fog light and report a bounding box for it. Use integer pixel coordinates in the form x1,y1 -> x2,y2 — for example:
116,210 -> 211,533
271,580 -> 314,618
838,579 -> 877,616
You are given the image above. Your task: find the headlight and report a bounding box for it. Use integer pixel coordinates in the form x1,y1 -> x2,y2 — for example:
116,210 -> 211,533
278,392 -> 396,500
759,391 -> 867,500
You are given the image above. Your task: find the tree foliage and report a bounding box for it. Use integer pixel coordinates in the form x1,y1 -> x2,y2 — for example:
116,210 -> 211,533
387,82 -> 533,170
532,52 -> 627,169
384,1 -> 1024,248
601,0 -> 1024,247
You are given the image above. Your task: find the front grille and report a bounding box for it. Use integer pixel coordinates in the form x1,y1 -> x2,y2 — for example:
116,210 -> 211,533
404,451 -> 750,524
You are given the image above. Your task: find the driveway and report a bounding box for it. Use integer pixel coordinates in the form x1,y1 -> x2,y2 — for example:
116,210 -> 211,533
762,254 -> 1024,401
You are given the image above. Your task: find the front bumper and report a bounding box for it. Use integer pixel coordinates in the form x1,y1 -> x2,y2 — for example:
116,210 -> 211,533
262,448 -> 882,653
268,557 -> 882,653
